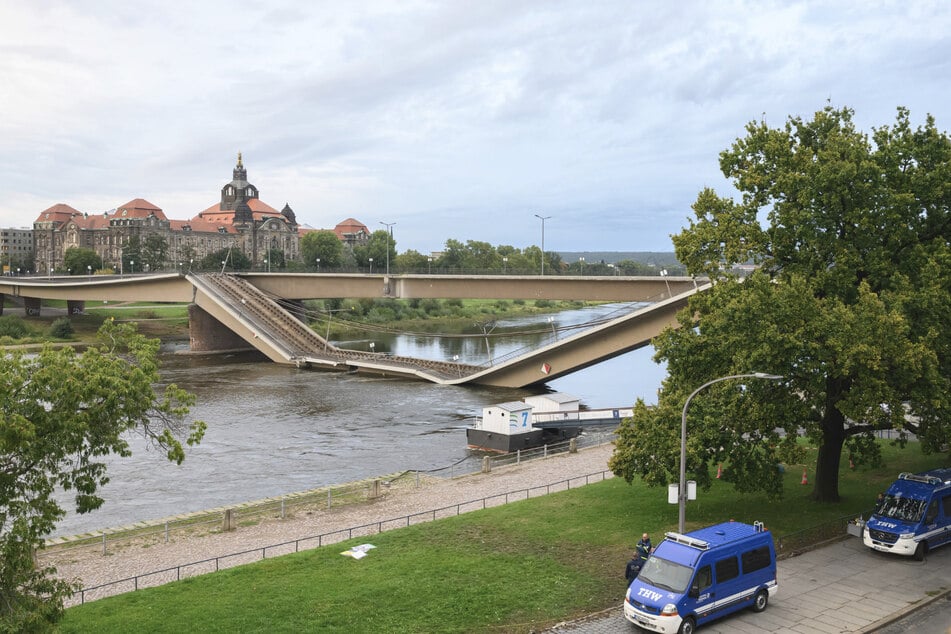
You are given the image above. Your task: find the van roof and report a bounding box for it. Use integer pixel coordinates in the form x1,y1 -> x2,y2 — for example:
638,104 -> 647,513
657,522 -> 770,567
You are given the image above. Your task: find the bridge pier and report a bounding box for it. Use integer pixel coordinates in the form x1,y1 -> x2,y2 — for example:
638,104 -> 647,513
188,304 -> 254,352
67,300 -> 86,316
0,293 -> 3,316
24,297 -> 41,317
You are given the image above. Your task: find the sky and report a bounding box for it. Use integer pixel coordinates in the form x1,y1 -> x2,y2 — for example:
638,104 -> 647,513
2,1 -> 949,255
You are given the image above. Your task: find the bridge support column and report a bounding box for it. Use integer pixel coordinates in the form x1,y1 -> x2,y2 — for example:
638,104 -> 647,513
0,293 -> 4,316
67,300 -> 86,316
188,304 -> 253,352
23,297 -> 41,317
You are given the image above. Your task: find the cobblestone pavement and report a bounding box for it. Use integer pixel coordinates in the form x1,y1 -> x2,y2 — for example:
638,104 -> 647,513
547,536 -> 951,633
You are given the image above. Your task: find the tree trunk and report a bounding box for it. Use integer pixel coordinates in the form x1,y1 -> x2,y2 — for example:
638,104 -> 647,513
812,379 -> 847,502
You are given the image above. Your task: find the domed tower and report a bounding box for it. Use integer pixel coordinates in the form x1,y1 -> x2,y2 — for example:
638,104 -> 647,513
220,152 -> 260,210
233,196 -> 254,225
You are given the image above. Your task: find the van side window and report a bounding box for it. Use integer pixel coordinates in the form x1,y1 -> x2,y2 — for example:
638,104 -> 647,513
692,565 -> 712,593
942,495 -> 951,517
715,556 -> 739,583
925,500 -> 939,524
741,546 -> 772,573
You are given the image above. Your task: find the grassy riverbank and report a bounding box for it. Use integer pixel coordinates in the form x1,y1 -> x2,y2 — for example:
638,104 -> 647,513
59,440 -> 947,633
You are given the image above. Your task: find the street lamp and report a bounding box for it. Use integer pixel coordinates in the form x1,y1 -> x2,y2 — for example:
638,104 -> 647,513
87,264 -> 92,278
579,256 -> 585,276
130,260 -> 134,274
677,372 -> 784,533
502,256 -> 508,274
534,214 -> 551,275
660,269 -> 671,297
380,221 -> 395,276
368,257 -> 373,274
323,307 -> 350,351
265,257 -> 270,273
427,256 -> 432,274
316,258 -> 320,272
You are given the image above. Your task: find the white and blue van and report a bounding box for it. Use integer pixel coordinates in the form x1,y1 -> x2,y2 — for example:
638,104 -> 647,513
623,521 -> 777,634
863,468 -> 951,560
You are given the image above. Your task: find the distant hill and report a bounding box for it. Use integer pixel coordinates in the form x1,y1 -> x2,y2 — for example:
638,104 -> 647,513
557,251 -> 680,267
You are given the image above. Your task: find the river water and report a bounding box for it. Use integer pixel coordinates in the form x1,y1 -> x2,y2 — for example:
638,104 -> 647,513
54,302 -> 668,536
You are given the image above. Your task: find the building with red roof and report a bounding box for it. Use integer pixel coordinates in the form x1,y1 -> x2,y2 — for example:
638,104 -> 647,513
31,154 -> 369,272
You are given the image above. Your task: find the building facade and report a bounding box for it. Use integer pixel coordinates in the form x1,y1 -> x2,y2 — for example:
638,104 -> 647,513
32,155 -> 368,272
0,227 -> 34,273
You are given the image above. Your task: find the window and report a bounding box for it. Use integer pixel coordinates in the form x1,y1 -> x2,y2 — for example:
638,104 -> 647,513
715,556 -> 739,583
691,565 -> 712,594
741,546 -> 772,573
925,500 -> 939,525
942,495 -> 951,516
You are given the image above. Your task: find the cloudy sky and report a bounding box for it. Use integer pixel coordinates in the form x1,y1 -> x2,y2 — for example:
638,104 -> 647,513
2,1 -> 948,255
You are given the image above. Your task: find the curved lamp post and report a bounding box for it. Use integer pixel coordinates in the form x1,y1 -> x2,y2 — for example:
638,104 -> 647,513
534,214 -> 551,275
678,372 -> 784,533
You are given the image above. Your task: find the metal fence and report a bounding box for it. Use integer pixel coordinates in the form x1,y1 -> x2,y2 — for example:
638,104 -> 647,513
68,468 -> 615,606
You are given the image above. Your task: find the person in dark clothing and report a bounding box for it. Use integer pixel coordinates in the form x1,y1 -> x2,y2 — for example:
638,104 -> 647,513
636,533 -> 653,560
625,554 -> 642,584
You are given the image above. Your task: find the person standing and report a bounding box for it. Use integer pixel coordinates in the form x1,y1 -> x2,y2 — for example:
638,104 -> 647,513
636,533 -> 652,560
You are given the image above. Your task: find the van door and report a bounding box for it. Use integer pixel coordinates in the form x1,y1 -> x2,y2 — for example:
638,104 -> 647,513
688,565 -> 714,623
708,554 -> 747,621
932,494 -> 951,548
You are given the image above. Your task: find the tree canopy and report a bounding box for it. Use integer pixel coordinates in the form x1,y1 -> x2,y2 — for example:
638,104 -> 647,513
0,321 -> 205,629
609,105 -> 950,504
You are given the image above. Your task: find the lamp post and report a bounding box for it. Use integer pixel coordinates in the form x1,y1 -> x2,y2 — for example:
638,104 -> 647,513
534,214 -> 551,275
368,257 -> 373,274
316,258 -> 320,272
324,307 -> 349,351
660,269 -> 671,297
130,260 -> 134,275
502,256 -> 508,274
265,257 -> 270,273
427,257 -> 432,274
579,256 -> 585,276
380,221 -> 395,276
87,264 -> 92,279
678,372 -> 784,533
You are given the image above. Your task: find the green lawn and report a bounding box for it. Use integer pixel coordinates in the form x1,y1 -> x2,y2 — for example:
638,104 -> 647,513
58,441 -> 947,633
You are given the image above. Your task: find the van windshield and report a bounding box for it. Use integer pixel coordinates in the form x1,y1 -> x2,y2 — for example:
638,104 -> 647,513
876,494 -> 928,523
636,555 -> 693,594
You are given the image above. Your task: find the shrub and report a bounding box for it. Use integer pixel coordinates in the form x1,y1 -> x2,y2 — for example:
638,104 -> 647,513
0,315 -> 31,339
48,317 -> 74,339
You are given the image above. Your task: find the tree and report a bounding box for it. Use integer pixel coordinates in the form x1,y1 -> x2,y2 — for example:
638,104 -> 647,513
610,106 -> 950,503
200,248 -> 251,272
353,230 -> 396,271
63,247 -> 102,275
0,320 -> 204,629
300,231 -> 343,270
141,234 -> 169,271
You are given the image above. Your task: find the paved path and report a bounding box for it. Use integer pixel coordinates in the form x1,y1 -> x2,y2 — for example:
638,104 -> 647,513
548,536 -> 951,633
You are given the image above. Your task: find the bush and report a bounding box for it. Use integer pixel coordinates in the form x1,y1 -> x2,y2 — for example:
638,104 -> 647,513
48,317 -> 74,339
0,315 -> 31,339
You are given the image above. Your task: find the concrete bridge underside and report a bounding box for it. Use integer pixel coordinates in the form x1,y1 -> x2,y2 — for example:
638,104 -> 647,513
0,272 -> 705,387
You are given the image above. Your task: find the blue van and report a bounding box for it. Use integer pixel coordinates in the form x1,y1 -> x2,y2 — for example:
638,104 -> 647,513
623,521 -> 777,634
863,468 -> 951,560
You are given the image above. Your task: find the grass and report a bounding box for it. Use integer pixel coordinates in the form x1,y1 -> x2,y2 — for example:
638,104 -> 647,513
58,440 -> 948,633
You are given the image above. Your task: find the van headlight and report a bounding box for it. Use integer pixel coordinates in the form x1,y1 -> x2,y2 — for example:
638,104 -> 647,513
899,532 -> 915,539
660,603 -> 678,616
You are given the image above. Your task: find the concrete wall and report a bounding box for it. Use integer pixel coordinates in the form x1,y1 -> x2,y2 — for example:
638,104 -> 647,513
188,304 -> 253,352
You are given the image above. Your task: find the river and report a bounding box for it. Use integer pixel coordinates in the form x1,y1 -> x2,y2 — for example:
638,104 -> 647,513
54,302 -> 668,536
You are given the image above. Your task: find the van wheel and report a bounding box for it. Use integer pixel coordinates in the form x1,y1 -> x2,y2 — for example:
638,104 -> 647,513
752,589 -> 769,612
677,616 -> 696,634
914,542 -> 927,561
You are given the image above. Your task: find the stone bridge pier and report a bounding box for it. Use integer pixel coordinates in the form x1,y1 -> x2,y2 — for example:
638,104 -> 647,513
188,304 -> 253,352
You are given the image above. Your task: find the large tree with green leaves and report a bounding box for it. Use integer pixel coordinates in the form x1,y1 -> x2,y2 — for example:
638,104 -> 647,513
0,321 -> 205,629
610,105 -> 950,504
300,230 -> 344,270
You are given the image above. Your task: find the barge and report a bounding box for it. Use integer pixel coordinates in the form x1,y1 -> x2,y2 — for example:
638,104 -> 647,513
466,392 -> 632,453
